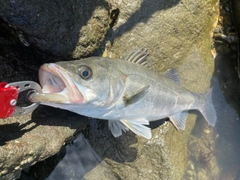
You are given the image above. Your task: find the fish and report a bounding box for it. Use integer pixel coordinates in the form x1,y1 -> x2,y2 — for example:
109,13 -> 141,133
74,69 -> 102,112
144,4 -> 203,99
29,48 -> 217,139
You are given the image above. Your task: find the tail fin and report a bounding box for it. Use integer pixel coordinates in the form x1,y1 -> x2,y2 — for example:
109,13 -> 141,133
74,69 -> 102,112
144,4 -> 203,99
199,88 -> 217,126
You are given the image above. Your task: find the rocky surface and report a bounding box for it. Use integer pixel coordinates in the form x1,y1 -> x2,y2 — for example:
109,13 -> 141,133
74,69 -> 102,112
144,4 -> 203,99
0,0 -> 109,59
232,0 -> 240,77
84,0 -> 219,179
0,106 -> 88,179
0,0 -> 220,179
232,0 -> 240,34
0,13 -> 89,180
101,0 -> 218,72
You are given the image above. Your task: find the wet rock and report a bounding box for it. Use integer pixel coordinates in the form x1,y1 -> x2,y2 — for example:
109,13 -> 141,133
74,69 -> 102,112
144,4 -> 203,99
184,126 -> 219,179
21,134 -> 117,180
0,107 -> 88,178
85,0 -> 219,179
0,0 -> 109,59
0,19 -> 88,178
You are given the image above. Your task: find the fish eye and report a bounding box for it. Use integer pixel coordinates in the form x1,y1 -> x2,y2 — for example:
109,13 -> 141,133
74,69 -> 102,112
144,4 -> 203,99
77,65 -> 93,80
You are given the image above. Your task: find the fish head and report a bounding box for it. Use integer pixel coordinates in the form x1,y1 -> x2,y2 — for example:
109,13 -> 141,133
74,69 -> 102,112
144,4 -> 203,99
31,57 -> 126,110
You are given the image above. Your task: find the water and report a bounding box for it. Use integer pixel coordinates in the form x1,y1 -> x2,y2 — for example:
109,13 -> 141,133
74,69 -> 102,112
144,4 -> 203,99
182,37 -> 240,179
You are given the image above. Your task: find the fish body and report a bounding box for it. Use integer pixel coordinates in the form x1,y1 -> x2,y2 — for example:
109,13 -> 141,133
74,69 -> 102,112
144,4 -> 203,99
30,49 -> 217,139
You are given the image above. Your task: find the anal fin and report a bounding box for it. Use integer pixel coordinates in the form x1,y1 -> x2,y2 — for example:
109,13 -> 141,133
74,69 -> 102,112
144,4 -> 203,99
120,119 -> 152,139
169,111 -> 188,130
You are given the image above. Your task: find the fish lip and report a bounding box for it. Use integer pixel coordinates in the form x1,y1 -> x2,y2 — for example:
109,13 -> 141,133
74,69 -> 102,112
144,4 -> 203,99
38,63 -> 84,103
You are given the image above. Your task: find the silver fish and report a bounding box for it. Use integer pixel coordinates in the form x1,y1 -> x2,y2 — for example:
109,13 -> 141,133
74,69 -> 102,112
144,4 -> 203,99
30,49 -> 217,139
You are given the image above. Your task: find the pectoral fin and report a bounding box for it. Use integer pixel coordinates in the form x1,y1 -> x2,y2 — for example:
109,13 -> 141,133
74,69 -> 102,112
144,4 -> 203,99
124,86 -> 150,106
169,111 -> 188,130
108,119 -> 152,139
120,119 -> 152,139
108,120 -> 129,137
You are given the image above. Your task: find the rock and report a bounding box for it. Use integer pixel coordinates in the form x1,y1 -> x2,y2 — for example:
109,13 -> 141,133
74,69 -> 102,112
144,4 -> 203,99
232,0 -> 240,35
21,134 -> 117,180
0,0 -> 109,59
198,169 -> 207,180
186,170 -> 193,176
232,0 -> 240,76
0,107 -> 88,178
86,120 -> 188,179
0,19 -> 88,178
102,0 -> 218,72
84,161 -> 118,180
85,0 -> 219,179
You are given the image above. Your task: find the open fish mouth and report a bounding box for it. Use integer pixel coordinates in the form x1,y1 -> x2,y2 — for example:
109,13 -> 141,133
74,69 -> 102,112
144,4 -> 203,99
30,63 -> 84,103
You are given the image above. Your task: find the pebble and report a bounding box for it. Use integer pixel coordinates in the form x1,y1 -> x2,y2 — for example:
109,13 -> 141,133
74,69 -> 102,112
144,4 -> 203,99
187,170 -> 193,176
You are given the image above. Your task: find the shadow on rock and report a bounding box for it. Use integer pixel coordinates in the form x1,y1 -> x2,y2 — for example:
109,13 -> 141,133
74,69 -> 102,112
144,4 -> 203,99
0,106 -> 89,146
0,120 -> 37,146
31,106 -> 88,129
20,134 -> 117,180
0,0 -> 109,59
20,146 -> 66,180
83,120 -> 139,163
115,0 -> 181,37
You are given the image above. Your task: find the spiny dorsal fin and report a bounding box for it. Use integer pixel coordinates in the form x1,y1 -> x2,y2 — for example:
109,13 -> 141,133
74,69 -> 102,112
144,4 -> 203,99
123,48 -> 152,69
164,69 -> 181,85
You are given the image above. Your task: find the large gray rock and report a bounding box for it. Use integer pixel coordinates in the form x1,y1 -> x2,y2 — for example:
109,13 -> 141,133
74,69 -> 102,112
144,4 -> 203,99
0,107 -> 88,178
85,0 -> 219,179
0,0 -> 109,58
103,0 -> 218,71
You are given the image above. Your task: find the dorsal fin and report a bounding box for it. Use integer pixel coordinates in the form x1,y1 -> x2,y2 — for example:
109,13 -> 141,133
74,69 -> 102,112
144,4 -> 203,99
164,69 -> 181,85
122,48 -> 152,69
